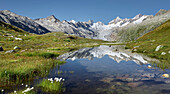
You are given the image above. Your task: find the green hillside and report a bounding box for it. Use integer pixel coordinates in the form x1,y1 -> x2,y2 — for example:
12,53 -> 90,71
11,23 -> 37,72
118,11 -> 170,42
126,20 -> 170,68
0,21 -> 105,87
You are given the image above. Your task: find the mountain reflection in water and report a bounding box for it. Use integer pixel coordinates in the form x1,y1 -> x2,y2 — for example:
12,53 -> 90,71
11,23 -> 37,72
58,45 -> 148,65
50,45 -> 170,94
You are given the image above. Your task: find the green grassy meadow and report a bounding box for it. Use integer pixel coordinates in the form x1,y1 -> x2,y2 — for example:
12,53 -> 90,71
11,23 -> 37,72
126,20 -> 170,69
0,21 -> 105,87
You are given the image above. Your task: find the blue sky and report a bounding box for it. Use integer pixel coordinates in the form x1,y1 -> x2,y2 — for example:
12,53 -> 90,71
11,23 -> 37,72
0,0 -> 170,24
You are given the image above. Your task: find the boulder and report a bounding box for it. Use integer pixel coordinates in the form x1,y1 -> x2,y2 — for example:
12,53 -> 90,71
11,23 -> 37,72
161,52 -> 166,55
162,74 -> 169,78
0,46 -> 3,51
15,38 -> 22,41
14,46 -> 21,49
155,45 -> 163,51
5,50 -> 15,53
147,65 -> 152,68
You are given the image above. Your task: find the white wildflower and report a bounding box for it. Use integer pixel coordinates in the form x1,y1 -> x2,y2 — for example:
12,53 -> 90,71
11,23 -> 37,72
22,87 -> 34,93
59,78 -> 62,82
55,78 -> 59,82
48,78 -> 53,82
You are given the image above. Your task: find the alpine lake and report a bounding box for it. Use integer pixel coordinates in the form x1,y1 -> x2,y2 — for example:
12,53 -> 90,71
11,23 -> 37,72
2,45 -> 170,94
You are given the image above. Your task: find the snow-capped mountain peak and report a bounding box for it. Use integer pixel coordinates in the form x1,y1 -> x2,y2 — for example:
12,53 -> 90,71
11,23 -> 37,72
115,16 -> 122,21
70,20 -> 76,24
133,14 -> 143,19
108,16 -> 122,25
133,15 -> 149,24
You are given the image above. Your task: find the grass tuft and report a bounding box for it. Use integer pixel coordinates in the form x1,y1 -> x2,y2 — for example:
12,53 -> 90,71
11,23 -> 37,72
38,79 -> 64,93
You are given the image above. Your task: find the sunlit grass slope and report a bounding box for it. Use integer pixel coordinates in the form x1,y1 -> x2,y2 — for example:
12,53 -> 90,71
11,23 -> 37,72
126,20 -> 170,68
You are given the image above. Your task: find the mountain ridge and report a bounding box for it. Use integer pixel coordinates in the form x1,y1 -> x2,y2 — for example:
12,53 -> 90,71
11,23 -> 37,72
0,9 -> 169,41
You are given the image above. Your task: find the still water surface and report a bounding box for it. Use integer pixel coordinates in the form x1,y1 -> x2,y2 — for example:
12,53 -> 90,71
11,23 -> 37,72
48,45 -> 170,94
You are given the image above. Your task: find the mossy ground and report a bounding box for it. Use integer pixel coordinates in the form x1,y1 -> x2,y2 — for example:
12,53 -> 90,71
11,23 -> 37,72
0,21 -> 106,87
126,20 -> 170,69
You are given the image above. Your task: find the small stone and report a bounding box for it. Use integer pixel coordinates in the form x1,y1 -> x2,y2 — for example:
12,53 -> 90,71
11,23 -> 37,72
5,50 -> 15,53
165,80 -> 170,84
116,82 -> 122,85
126,78 -> 133,82
127,82 -> 143,87
14,46 -> 20,49
155,45 -> 163,51
100,77 -> 114,83
132,48 -> 137,52
134,77 -> 141,81
151,40 -> 155,42
161,52 -> 166,55
20,50 -> 25,52
110,85 -> 116,89
0,46 -> 4,51
162,74 -> 169,78
15,37 -> 22,41
143,50 -> 147,53
141,77 -> 151,80
10,36 -> 14,38
148,65 -> 152,68
85,79 -> 90,82
141,73 -> 155,78
134,46 -> 139,48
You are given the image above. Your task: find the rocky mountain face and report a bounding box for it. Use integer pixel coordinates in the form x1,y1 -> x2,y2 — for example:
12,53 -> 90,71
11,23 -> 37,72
0,10 -> 50,34
0,9 -> 169,41
34,16 -> 97,38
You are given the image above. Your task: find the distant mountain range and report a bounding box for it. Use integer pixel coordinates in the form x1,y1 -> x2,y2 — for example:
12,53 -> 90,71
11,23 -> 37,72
0,9 -> 170,41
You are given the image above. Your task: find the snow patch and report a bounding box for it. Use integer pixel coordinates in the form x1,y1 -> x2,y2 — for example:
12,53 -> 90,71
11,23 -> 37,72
133,15 -> 148,24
